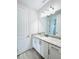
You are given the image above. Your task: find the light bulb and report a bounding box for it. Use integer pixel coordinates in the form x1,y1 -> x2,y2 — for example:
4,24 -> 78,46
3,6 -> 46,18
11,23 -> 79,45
49,7 -> 55,14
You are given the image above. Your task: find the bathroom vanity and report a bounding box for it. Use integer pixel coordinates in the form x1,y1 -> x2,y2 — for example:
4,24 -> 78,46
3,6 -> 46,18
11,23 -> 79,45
32,34 -> 61,59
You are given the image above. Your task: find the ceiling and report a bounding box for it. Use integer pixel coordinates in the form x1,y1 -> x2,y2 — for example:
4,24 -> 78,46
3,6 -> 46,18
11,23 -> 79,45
17,0 -> 49,10
17,0 -> 61,10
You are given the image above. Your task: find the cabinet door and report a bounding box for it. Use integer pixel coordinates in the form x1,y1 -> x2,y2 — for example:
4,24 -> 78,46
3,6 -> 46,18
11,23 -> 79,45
49,44 -> 61,59
32,37 -> 41,53
40,41 -> 48,59
35,38 -> 41,53
32,37 -> 37,49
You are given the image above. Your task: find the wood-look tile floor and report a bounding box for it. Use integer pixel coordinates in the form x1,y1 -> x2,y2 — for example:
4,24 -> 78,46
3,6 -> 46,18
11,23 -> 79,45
17,49 -> 44,59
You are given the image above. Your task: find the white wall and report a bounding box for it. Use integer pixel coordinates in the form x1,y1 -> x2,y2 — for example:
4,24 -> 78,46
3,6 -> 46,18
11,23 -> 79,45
28,9 -> 39,35
17,3 -> 39,55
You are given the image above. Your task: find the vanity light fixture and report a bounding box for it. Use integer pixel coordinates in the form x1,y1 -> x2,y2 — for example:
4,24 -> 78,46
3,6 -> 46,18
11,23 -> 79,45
40,0 -> 55,17
40,8 -> 55,17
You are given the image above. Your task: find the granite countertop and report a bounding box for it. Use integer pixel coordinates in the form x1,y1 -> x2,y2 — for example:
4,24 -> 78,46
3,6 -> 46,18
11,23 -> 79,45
33,34 -> 61,48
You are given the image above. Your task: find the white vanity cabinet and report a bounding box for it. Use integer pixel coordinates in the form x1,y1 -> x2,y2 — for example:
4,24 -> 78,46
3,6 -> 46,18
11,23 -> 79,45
32,35 -> 61,59
48,44 -> 61,59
